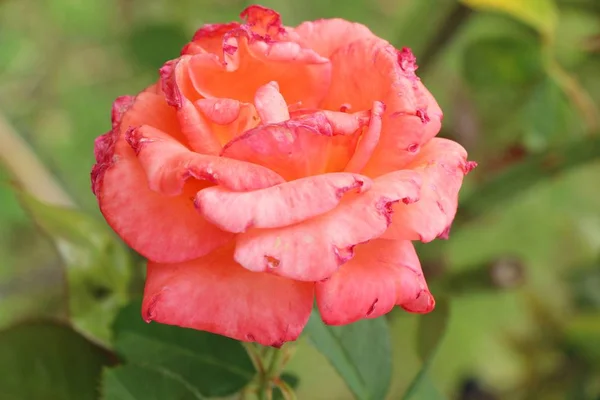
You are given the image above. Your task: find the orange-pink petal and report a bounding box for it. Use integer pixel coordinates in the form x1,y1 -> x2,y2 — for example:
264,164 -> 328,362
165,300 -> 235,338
291,18 -> 377,58
195,172 -> 371,233
92,96 -> 232,264
142,247 -> 314,347
126,125 -> 285,196
343,101 -> 384,173
221,111 -> 367,181
233,170 -> 421,281
382,138 -> 473,242
316,239 -> 434,325
177,6 -> 331,108
322,40 -> 442,176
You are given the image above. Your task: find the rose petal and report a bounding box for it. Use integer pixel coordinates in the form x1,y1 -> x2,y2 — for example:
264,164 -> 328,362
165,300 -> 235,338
343,101 -> 384,173
382,138 -> 470,242
221,111 -> 367,181
160,59 -> 223,155
181,6 -> 331,108
93,95 -> 232,264
291,18 -> 377,58
195,98 -> 259,144
254,81 -> 290,124
322,40 -> 442,176
234,170 -> 421,281
316,239 -> 434,325
142,246 -> 314,346
195,172 -> 372,233
126,125 -> 285,196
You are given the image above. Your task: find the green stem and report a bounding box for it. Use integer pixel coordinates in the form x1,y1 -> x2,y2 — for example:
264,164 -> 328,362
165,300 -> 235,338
0,111 -> 74,207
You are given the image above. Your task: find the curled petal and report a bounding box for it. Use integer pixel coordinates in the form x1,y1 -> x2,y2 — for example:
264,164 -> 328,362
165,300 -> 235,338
222,111 -> 367,181
180,7 -> 331,108
234,170 -> 422,281
317,239 -> 434,325
344,101 -> 384,173
382,138 -> 470,242
195,98 -> 260,144
92,95 -> 232,263
254,81 -> 290,124
126,125 -> 285,196
291,18 -> 377,58
142,247 -> 314,346
195,172 -> 372,233
322,40 -> 442,176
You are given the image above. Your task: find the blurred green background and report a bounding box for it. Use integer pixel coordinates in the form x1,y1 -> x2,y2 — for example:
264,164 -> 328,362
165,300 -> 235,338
1,0 -> 600,399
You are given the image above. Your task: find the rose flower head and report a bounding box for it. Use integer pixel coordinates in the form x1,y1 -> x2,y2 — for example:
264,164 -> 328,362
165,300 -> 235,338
91,5 -> 476,347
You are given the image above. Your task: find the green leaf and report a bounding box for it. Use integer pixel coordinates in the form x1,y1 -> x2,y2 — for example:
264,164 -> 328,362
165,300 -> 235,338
459,0 -> 558,38
565,313 -> 600,365
463,36 -> 543,90
305,310 -> 392,400
416,297 -> 451,362
101,365 -> 205,400
112,300 -> 256,397
17,192 -> 133,345
0,321 -> 115,400
403,299 -> 451,400
127,23 -> 190,71
458,135 -> 600,222
404,373 -> 446,400
523,77 -> 577,152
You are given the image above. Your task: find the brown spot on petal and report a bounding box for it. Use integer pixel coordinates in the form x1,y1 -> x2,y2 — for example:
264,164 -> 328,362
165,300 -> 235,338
415,108 -> 430,123
375,197 -> 398,225
462,161 -> 478,174
366,298 -> 379,316
264,255 -> 281,269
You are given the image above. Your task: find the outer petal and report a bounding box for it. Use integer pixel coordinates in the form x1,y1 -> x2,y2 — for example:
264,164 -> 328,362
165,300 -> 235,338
93,96 -> 233,264
291,18 -> 377,58
126,125 -> 285,196
316,239 -> 434,325
142,247 -> 315,347
234,170 -> 422,282
321,40 -> 442,177
382,138 -> 472,242
195,173 -> 372,233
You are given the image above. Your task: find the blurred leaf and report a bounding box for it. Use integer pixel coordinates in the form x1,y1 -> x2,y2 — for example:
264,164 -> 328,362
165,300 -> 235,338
403,298 -> 451,400
404,373 -> 446,400
417,297 -> 451,361
112,300 -> 255,397
0,321 -> 115,400
459,135 -> 600,221
305,310 -> 392,400
565,313 -> 600,364
101,365 -> 205,400
460,0 -> 558,37
463,36 -> 543,89
17,191 -> 132,345
523,77 -> 575,151
127,23 -> 190,71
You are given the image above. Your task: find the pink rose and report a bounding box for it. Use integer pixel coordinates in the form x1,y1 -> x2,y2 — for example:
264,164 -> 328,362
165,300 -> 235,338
92,5 -> 475,346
